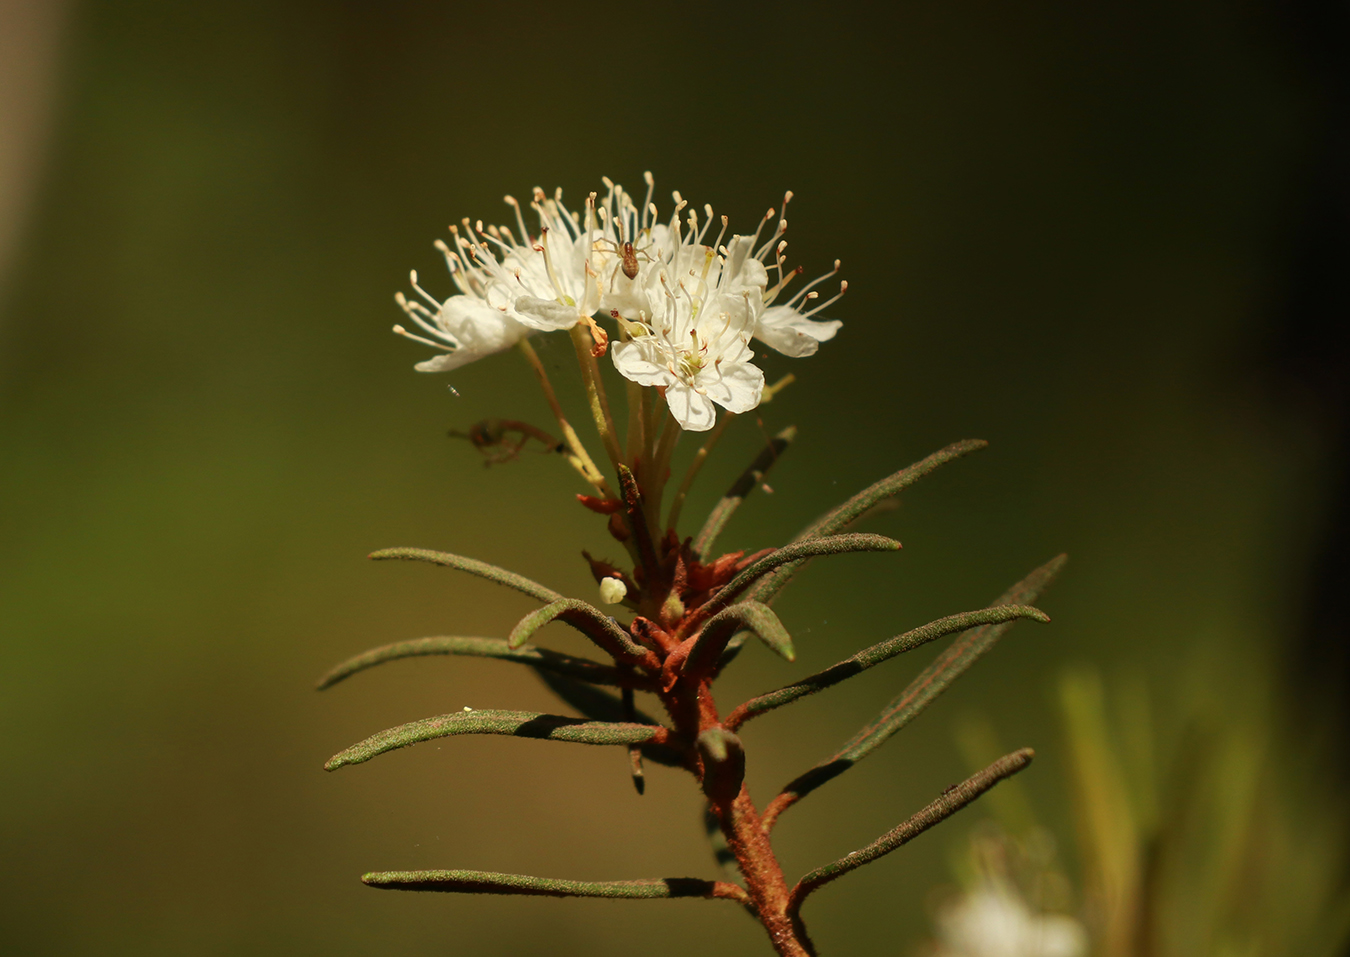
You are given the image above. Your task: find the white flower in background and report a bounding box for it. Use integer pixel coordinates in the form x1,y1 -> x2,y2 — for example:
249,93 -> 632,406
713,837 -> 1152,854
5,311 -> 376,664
934,881 -> 1087,957
394,185 -> 624,370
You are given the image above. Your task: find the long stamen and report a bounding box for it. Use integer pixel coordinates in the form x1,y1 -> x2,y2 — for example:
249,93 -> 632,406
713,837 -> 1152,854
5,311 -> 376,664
786,260 -> 842,307
804,280 -> 848,316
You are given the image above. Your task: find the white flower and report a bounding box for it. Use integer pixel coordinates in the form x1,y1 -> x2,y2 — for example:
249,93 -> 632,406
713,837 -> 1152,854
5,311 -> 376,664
393,287 -> 530,373
606,206 -> 766,431
727,192 -> 846,357
394,185 -> 625,370
935,882 -> 1087,957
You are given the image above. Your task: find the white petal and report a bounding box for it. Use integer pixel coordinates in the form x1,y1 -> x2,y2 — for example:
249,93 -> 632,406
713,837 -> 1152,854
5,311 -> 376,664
411,298 -> 527,372
703,360 -> 764,414
731,257 -> 768,292
611,338 -> 675,388
414,351 -> 476,373
513,295 -> 582,331
754,305 -> 842,357
665,383 -> 718,432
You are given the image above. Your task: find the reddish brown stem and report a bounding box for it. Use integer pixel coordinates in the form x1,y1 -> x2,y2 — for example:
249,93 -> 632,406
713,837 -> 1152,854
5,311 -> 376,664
659,673 -> 816,956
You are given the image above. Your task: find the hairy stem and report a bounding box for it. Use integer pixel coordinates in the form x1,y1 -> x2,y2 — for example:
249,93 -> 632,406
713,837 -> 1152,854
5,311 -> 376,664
569,325 -> 623,473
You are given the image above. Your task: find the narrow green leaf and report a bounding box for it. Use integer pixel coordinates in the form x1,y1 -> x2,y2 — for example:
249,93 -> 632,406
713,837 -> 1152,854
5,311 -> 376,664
700,533 -> 900,622
362,869 -> 749,904
726,605 -> 1048,730
683,601 -> 795,678
788,749 -> 1034,912
316,636 -> 635,691
531,668 -> 686,769
800,439 -> 987,540
692,425 -> 797,559
369,547 -> 562,605
764,555 -> 1066,825
714,633 -> 750,675
508,598 -> 653,665
745,440 -> 986,605
324,709 -> 666,771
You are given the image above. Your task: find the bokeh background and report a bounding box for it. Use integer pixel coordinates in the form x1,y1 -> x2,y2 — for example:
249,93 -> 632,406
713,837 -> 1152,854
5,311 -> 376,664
2,2 -> 1346,954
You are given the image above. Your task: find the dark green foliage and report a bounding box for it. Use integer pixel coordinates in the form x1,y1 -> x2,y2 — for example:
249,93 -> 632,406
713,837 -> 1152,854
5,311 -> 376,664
746,440 -> 987,606
727,605 -> 1049,729
325,439 -> 1053,955
704,533 -> 901,619
363,869 -> 747,904
324,709 -> 665,771
508,598 -> 653,664
769,555 -> 1065,813
316,636 -> 638,691
787,749 -> 1034,913
531,668 -> 686,769
693,425 -> 797,560
368,547 -> 562,604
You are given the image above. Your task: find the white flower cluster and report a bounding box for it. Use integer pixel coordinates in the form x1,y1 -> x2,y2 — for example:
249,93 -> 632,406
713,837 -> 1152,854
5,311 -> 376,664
934,882 -> 1087,957
393,175 -> 845,431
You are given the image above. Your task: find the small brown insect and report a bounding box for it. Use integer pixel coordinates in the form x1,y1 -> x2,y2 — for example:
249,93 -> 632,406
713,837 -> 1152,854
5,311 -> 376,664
621,241 -> 639,280
449,418 -> 563,466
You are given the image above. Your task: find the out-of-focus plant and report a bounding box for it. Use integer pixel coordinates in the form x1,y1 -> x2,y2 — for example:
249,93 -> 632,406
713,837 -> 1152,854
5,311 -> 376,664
1059,669 -> 1350,957
317,175 -> 1059,955
923,822 -> 1087,957
927,672 -> 1350,957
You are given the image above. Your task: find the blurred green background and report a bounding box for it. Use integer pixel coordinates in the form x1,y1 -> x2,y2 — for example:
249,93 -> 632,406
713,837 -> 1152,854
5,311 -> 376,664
2,2 -> 1344,954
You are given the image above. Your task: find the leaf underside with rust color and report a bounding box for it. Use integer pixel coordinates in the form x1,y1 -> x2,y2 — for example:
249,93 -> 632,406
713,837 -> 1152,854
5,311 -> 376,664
770,555 -> 1066,814
325,709 -> 665,770
316,636 -> 630,690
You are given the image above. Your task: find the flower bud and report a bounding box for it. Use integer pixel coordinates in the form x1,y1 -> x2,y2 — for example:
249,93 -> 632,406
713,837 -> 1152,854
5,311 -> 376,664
599,577 -> 628,605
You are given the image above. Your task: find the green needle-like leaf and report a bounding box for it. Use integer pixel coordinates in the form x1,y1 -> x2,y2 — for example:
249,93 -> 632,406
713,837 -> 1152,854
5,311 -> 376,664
745,440 -> 986,605
726,605 -> 1048,730
693,425 -> 796,559
508,598 -> 654,666
532,668 -> 686,769
368,547 -> 562,604
316,636 -> 637,691
701,533 -> 900,621
362,869 -> 750,904
763,555 -> 1066,826
324,709 -> 668,770
683,601 -> 795,678
787,749 -> 1034,913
